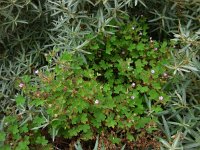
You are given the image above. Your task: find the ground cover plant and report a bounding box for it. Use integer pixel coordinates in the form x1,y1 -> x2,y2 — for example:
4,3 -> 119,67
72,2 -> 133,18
0,0 -> 199,149
0,0 -> 147,118
0,18 -> 174,149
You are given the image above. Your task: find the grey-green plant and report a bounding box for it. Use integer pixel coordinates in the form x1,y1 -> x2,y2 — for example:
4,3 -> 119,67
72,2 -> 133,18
142,1 -> 200,149
158,64 -> 200,149
0,0 -> 52,117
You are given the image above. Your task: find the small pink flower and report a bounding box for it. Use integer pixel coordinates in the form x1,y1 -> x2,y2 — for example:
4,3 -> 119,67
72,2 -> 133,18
122,51 -> 125,54
34,70 -> 39,74
163,73 -> 168,77
131,96 -> 135,100
131,82 -> 136,88
95,100 -> 99,104
154,48 -> 158,51
151,70 -> 155,74
19,83 -> 24,88
159,96 -> 164,101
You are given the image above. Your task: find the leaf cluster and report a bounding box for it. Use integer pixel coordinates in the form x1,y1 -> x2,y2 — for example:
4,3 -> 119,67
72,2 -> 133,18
1,19 -> 172,149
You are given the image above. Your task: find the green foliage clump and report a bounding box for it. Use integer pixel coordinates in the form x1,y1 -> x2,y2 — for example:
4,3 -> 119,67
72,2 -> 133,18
1,19 -> 172,149
85,18 -> 171,101
0,0 -> 146,115
0,0 -> 199,148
